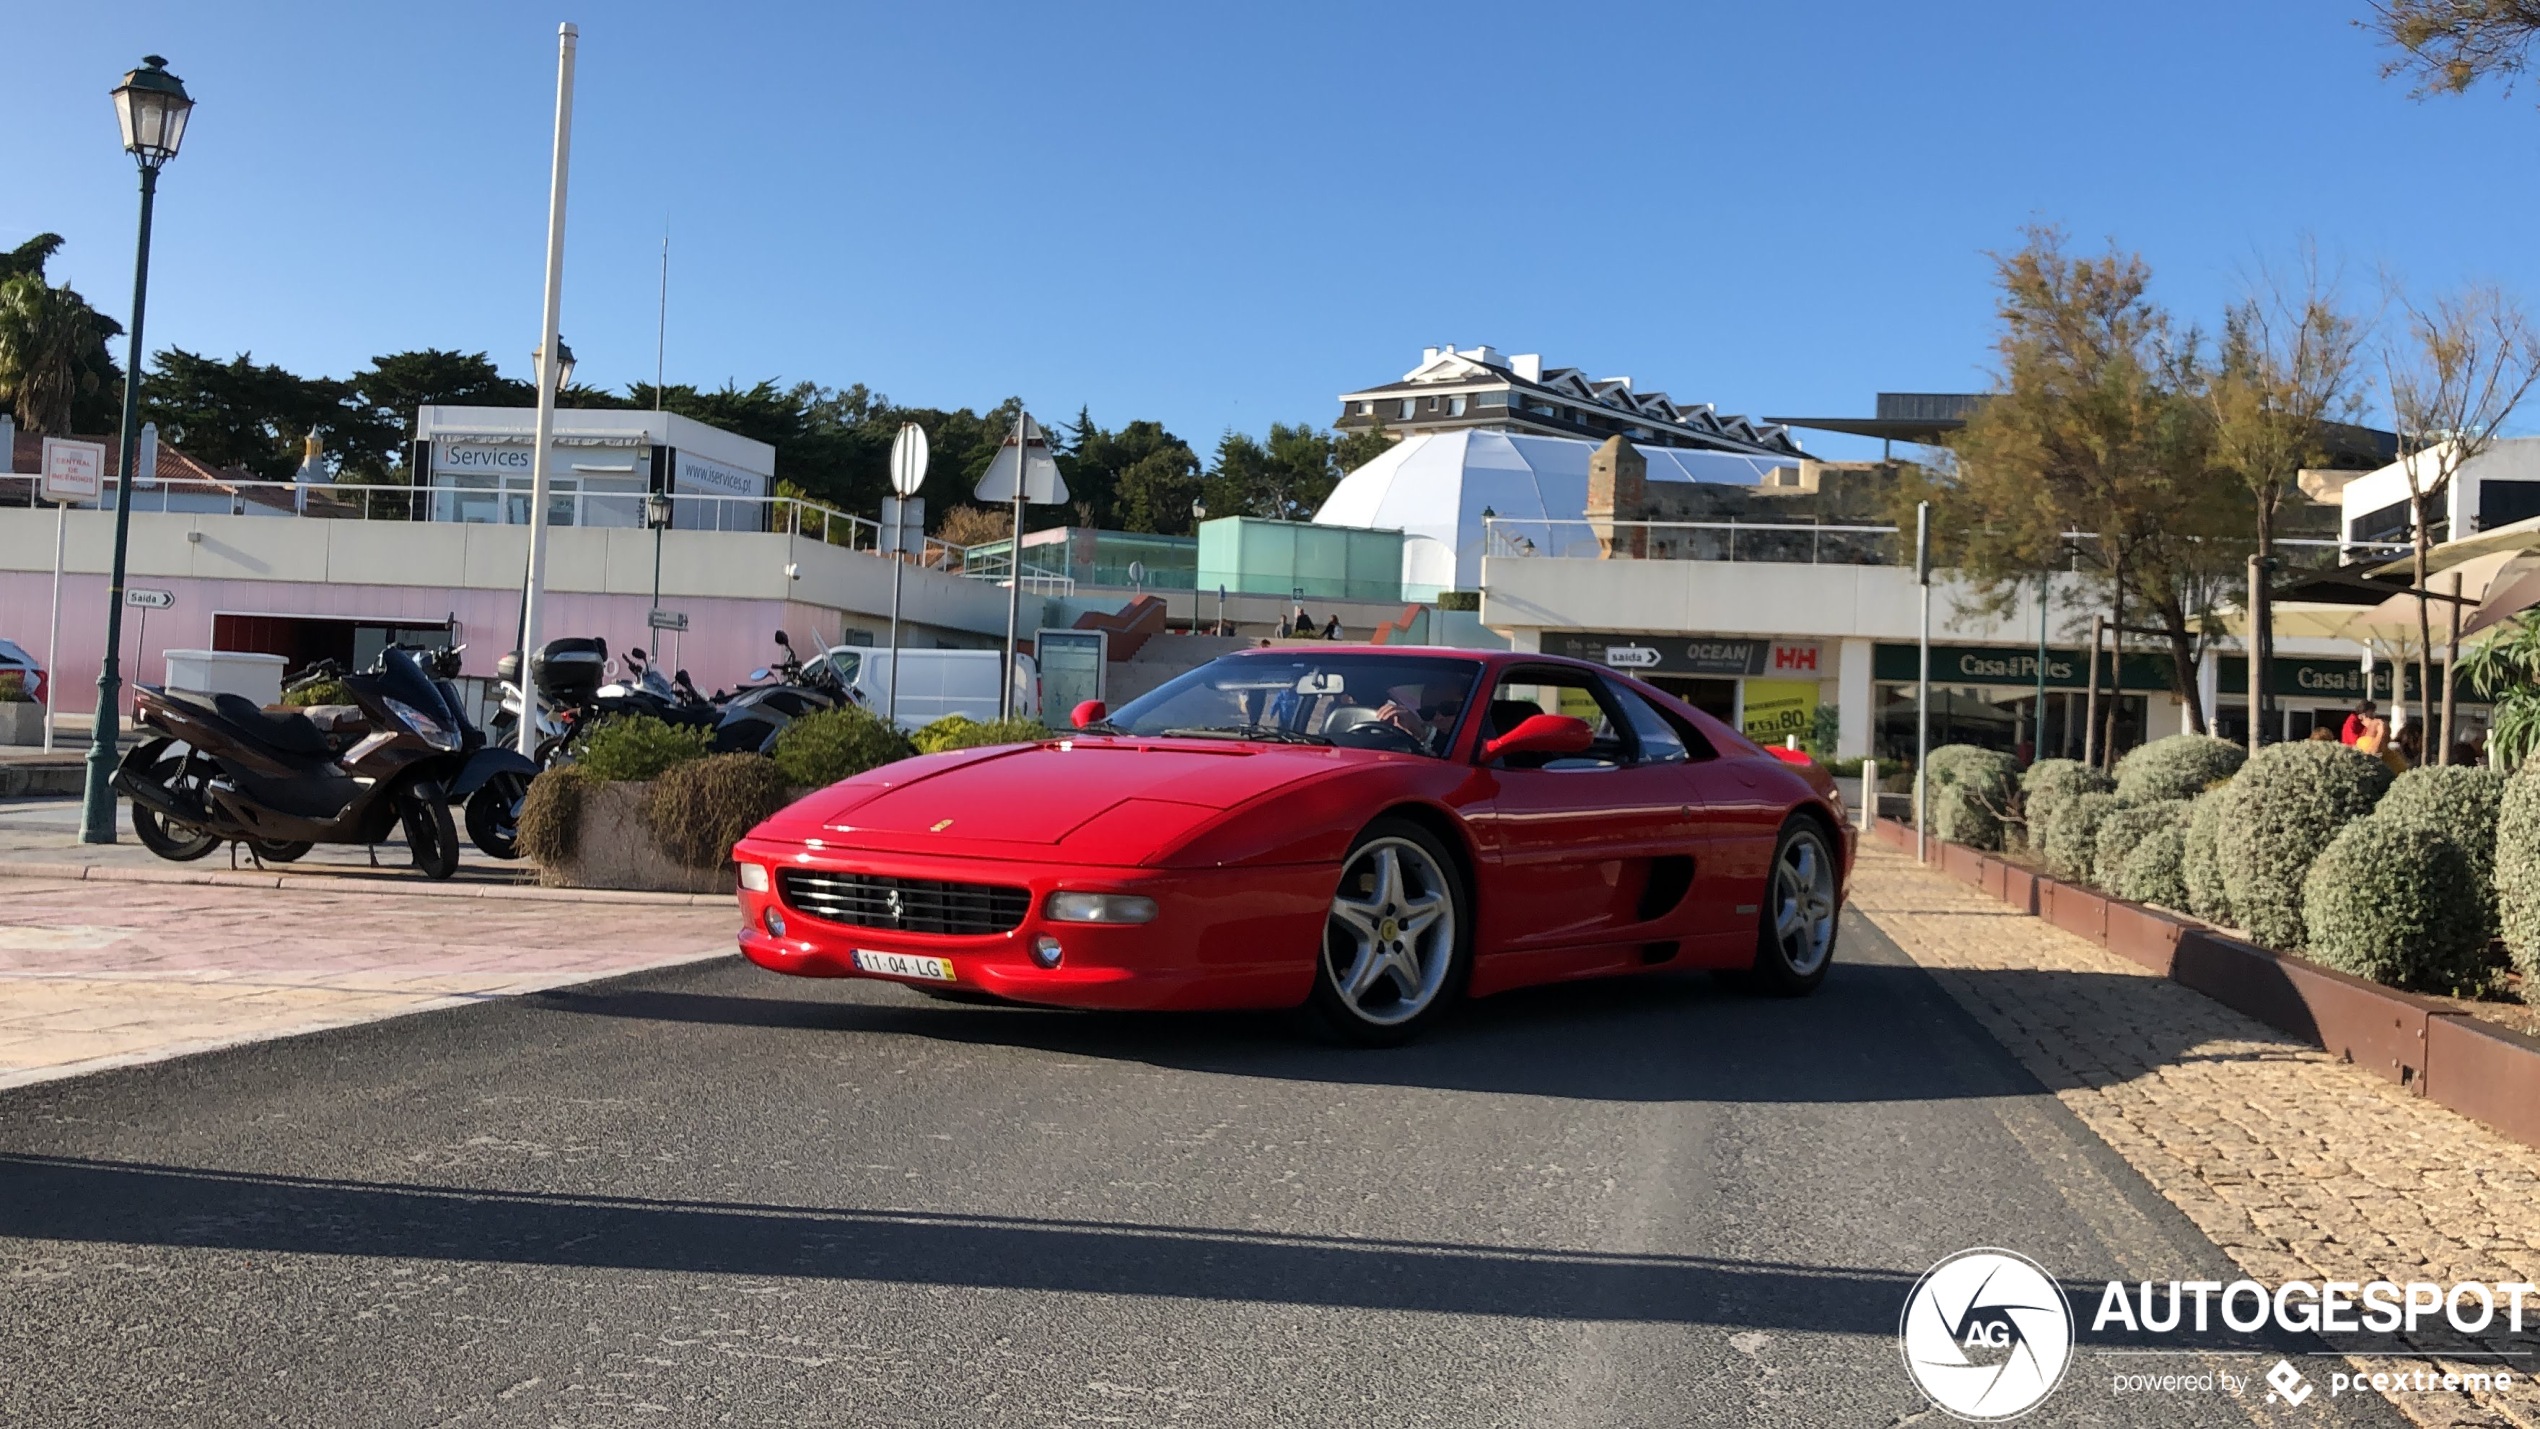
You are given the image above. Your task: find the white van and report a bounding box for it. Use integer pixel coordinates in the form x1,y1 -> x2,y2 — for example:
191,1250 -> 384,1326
817,648 -> 1039,731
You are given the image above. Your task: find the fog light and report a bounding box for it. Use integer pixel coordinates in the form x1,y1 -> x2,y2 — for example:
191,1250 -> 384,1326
1031,935 -> 1063,969
737,863 -> 770,893
1045,892 -> 1158,924
764,907 -> 787,938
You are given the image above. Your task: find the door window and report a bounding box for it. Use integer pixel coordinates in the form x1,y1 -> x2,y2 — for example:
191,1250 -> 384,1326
1607,683 -> 1694,764
1481,668 -> 1631,769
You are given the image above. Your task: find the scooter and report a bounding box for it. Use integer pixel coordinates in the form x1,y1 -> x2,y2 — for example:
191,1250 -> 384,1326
709,630 -> 851,755
115,645 -> 533,878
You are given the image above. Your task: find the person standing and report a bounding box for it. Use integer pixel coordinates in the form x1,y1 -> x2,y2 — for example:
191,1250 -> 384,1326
2340,700 -> 2375,746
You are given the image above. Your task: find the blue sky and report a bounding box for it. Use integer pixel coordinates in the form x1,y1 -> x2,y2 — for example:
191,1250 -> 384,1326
5,1 -> 2537,462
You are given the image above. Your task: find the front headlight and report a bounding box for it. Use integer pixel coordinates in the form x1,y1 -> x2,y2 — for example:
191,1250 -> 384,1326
383,697 -> 458,751
1045,892 -> 1158,924
737,863 -> 771,893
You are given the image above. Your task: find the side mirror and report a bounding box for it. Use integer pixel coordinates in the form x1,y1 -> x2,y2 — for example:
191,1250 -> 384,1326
773,630 -> 791,648
1483,713 -> 1594,763
1072,699 -> 1108,730
630,647 -> 647,662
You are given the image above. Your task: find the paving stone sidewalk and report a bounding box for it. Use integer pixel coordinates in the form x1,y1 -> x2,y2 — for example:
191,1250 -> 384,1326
0,875 -> 741,1090
1853,842 -> 2540,1429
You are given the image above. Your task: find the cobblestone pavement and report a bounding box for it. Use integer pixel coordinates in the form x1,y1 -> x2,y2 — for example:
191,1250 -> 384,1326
0,875 -> 739,1089
1852,842 -> 2540,1429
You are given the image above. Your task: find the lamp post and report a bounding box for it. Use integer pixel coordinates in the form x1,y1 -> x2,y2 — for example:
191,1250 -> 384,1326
515,21 -> 578,758
80,56 -> 194,844
643,489 -> 672,613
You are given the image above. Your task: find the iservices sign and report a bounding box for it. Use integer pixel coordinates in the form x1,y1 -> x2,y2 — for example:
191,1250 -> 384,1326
1873,643 -> 2173,693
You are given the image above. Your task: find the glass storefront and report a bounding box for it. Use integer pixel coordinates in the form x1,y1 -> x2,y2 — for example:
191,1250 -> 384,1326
1876,684 -> 2146,766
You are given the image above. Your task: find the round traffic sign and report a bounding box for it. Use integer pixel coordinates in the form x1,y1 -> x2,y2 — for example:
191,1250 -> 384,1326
889,422 -> 930,497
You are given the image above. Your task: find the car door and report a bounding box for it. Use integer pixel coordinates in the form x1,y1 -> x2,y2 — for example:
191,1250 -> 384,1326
1464,667 -> 1698,966
1627,683 -> 1785,961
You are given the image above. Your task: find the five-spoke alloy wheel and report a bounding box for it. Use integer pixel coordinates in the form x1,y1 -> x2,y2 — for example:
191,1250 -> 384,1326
1310,819 -> 1469,1045
1745,819 -> 1839,996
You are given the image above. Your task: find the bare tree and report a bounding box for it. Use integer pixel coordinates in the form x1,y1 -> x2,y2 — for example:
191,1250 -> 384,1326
2369,2 -> 2540,95
2207,258 -> 2367,751
2380,284 -> 2540,761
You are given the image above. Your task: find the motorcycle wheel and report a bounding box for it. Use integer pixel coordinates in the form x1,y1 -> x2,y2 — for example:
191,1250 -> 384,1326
129,741 -> 222,862
464,773 -> 529,860
399,781 -> 461,881
249,840 -> 312,863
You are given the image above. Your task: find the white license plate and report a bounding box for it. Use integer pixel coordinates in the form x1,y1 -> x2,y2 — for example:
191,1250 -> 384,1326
852,950 -> 956,982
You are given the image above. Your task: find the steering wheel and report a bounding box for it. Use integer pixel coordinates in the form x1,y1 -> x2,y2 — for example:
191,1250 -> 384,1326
1335,716 -> 1424,753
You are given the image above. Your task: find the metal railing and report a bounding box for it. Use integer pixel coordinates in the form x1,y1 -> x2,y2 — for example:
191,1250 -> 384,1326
1482,517 -> 2411,567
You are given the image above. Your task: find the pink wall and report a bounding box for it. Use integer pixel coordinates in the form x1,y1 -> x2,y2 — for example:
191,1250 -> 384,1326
0,570 -> 816,716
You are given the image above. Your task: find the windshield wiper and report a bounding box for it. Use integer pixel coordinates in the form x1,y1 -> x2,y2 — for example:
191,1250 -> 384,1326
1073,718 -> 1125,734
1158,724 -> 1331,746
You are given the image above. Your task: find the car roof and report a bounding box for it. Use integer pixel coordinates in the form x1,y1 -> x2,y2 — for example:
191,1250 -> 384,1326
0,638 -> 32,666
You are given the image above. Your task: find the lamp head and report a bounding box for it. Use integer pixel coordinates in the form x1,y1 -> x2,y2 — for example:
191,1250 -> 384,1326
112,55 -> 193,171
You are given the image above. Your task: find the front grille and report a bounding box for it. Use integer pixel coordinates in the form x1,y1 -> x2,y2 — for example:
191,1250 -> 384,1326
778,869 -> 1030,936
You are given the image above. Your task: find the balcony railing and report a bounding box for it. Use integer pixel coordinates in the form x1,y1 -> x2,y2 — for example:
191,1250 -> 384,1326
1483,518 -> 2406,567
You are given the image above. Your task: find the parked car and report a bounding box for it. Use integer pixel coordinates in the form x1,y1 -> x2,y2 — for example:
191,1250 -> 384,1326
734,645 -> 1850,1044
814,647 -> 1039,730
0,638 -> 45,704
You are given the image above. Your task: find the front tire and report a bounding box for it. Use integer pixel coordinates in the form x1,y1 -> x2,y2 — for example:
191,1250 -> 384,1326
128,739 -> 221,862
1306,818 -> 1470,1046
399,781 -> 460,881
465,773 -> 528,860
1741,819 -> 1839,997
249,840 -> 311,863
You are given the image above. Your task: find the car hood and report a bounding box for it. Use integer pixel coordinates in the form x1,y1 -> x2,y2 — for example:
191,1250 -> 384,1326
762,737 -> 1380,866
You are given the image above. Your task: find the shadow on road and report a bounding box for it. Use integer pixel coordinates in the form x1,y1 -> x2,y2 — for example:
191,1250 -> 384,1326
0,1150 -> 2288,1350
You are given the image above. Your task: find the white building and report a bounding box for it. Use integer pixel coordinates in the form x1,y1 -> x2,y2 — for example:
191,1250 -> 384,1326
2337,437 -> 2540,554
413,406 -> 774,531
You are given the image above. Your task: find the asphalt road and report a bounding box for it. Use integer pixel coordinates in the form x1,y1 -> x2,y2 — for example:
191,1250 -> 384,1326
0,910 -> 2411,1428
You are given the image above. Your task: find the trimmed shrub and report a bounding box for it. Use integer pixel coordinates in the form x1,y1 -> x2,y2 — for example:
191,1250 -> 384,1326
2114,734 -> 2246,805
2373,765 -> 2507,938
575,714 -> 712,782
2215,740 -> 2392,951
2500,766 -> 2540,979
516,763 -> 594,867
2301,815 -> 2492,993
280,678 -> 351,707
2182,787 -> 2235,926
772,705 -> 915,788
2117,817 -> 2191,911
1925,744 -> 2021,852
643,754 -> 795,871
2022,759 -> 2114,857
2093,799 -> 2188,891
2045,791 -> 2123,882
912,714 -> 1052,755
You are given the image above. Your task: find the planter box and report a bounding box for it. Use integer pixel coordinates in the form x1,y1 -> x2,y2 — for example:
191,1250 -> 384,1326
1999,864 -> 2039,916
1941,841 -> 1985,887
2101,900 -> 2185,977
2040,878 -> 2108,945
540,781 -> 734,896
2171,929 -> 2434,1089
0,702 -> 45,746
2426,1015 -> 2540,1145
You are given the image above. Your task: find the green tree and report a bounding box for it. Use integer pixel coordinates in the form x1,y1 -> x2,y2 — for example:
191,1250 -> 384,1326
1204,422 -> 1344,522
141,349 -> 357,481
0,233 -> 125,435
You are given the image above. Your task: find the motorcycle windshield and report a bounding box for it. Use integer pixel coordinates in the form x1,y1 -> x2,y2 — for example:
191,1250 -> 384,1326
353,648 -> 459,730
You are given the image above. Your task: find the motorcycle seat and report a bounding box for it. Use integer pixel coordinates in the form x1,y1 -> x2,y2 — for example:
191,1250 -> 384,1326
211,692 -> 332,758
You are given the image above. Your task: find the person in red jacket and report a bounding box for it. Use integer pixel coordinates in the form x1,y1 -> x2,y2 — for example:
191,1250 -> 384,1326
2340,699 -> 2375,746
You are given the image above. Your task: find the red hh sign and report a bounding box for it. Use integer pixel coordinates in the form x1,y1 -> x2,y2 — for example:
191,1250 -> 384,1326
1770,641 -> 1822,674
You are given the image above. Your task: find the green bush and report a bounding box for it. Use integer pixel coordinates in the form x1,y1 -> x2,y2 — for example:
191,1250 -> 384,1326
2045,791 -> 2123,881
911,714 -> 1051,755
2301,815 -> 2493,993
2182,787 -> 2235,925
772,705 -> 915,788
2022,759 -> 2114,857
1925,744 -> 2022,852
516,763 -> 594,867
2373,765 -> 2507,938
281,678 -> 352,707
2215,740 -> 2392,951
574,714 -> 712,782
643,754 -> 796,871
2117,816 -> 2191,911
2114,734 -> 2246,805
2499,766 -> 2540,979
2094,799 -> 2188,891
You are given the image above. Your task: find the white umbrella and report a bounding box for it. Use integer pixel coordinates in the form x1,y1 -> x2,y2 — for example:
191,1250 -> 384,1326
2463,552 -> 2540,639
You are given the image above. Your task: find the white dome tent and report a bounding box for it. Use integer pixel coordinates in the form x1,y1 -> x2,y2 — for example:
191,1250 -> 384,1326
1312,429 -> 1787,594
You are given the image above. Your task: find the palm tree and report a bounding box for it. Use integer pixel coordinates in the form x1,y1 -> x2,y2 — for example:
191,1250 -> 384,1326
0,273 -> 116,435
2461,617 -> 2540,773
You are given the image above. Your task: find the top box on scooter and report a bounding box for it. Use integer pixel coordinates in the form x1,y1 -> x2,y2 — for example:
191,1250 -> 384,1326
528,637 -> 608,704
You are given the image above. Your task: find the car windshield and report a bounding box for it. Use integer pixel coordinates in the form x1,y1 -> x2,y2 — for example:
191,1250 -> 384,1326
1103,652 -> 1484,757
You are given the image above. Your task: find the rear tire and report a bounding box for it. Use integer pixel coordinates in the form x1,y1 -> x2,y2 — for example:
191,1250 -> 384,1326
1304,818 -> 1470,1046
1739,819 -> 1839,997
400,782 -> 460,881
464,773 -> 528,860
249,840 -> 311,863
128,740 -> 221,862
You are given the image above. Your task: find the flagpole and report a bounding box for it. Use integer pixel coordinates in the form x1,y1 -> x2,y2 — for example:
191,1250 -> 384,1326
1000,410 -> 1026,722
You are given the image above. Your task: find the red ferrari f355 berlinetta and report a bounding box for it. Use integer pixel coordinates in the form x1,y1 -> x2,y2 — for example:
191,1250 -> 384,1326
733,645 -> 1852,1043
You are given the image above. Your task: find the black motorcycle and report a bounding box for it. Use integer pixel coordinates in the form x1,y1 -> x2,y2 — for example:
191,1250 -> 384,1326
116,646 -> 536,878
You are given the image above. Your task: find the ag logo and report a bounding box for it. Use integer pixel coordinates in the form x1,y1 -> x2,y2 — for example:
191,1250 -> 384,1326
1899,1248 -> 2073,1421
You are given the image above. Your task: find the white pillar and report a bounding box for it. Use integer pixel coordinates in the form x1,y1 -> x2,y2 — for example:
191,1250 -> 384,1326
1836,636 -> 1873,759
517,21 -> 577,757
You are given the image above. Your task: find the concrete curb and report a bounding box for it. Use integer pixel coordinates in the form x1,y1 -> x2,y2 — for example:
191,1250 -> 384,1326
0,858 -> 731,906
1876,816 -> 2540,1149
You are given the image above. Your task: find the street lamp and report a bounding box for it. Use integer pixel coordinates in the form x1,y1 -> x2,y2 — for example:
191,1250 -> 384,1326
644,489 -> 672,612
534,337 -> 576,393
81,56 -> 194,844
